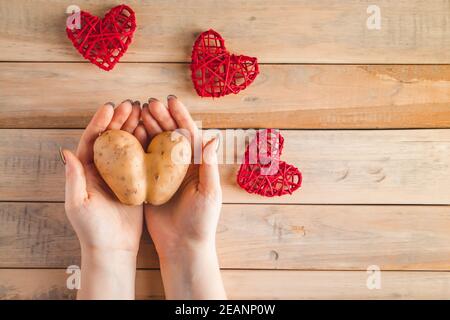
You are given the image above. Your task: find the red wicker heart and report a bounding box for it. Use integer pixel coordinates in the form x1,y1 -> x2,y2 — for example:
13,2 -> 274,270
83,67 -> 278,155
191,29 -> 259,97
66,5 -> 136,71
237,129 -> 302,197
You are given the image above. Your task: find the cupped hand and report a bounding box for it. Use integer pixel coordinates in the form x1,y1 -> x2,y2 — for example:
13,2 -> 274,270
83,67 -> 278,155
141,96 -> 225,299
62,100 -> 147,255
140,96 -> 222,258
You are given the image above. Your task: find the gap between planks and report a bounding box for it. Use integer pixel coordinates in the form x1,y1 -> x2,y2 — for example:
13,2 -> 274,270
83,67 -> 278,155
1,200 -> 450,207
2,61 -> 450,66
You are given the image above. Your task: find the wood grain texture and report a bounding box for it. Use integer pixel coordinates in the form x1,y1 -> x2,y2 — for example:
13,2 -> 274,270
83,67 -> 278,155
0,129 -> 449,204
1,202 -> 450,270
1,63 -> 449,129
1,0 -> 450,63
1,269 -> 450,300
2,0 -> 449,301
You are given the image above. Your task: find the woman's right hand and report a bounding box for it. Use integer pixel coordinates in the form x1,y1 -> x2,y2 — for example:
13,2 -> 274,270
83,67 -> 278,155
62,100 -> 146,299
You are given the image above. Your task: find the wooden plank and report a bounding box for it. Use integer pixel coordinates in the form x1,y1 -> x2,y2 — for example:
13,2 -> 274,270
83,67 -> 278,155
1,202 -> 450,270
0,129 -> 449,204
1,0 -> 450,63
1,64 -> 449,129
1,269 -> 450,299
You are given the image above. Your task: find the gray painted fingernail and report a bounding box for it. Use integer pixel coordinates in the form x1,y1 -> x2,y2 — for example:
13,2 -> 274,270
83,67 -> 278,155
105,102 -> 115,108
59,147 -> 66,165
167,94 -> 177,100
148,97 -> 159,103
121,99 -> 133,105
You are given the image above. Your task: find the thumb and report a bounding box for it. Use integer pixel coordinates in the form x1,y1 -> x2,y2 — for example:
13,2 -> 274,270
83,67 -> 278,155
199,137 -> 221,193
62,149 -> 88,207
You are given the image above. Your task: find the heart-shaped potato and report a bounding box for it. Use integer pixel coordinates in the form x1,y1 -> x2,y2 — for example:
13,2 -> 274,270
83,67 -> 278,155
93,129 -> 191,206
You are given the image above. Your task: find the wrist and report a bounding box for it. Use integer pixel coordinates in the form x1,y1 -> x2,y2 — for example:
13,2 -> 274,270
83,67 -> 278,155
78,247 -> 137,300
157,241 -> 226,300
81,246 -> 138,269
157,240 -> 217,264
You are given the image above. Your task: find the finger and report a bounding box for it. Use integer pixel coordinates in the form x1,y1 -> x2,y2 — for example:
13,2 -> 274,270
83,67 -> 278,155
121,101 -> 141,133
167,96 -> 201,162
134,124 -> 148,148
198,137 -> 221,194
167,96 -> 199,141
107,99 -> 133,130
148,98 -> 177,131
76,103 -> 114,165
141,103 -> 163,138
63,149 -> 88,207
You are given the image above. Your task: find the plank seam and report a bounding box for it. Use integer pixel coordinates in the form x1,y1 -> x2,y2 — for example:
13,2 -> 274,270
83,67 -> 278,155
1,267 -> 449,272
1,61 -> 450,66
1,201 -> 449,206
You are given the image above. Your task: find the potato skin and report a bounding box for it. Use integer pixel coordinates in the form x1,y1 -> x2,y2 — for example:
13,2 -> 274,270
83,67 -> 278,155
94,130 -> 146,205
93,130 -> 191,206
146,131 -> 191,205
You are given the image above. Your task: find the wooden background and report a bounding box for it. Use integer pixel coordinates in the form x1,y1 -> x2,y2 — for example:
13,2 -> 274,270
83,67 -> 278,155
0,0 -> 450,299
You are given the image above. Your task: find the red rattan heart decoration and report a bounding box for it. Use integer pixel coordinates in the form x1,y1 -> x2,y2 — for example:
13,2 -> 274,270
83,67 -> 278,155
191,29 -> 259,97
237,129 -> 302,197
66,5 -> 136,71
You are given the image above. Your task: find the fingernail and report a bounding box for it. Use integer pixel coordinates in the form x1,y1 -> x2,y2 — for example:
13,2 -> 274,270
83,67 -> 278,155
148,97 -> 159,103
59,147 -> 66,165
121,99 -> 133,105
133,100 -> 141,106
210,135 -> 220,153
105,102 -> 115,108
142,103 -> 149,109
167,94 -> 177,100
215,137 -> 221,152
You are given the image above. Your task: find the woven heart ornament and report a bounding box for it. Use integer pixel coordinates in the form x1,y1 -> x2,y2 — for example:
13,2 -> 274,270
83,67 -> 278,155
66,5 -> 136,71
237,129 -> 302,197
191,29 -> 259,97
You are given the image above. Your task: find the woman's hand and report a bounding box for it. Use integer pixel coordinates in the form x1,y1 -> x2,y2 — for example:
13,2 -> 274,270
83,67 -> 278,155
62,100 -> 146,299
141,96 -> 226,299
